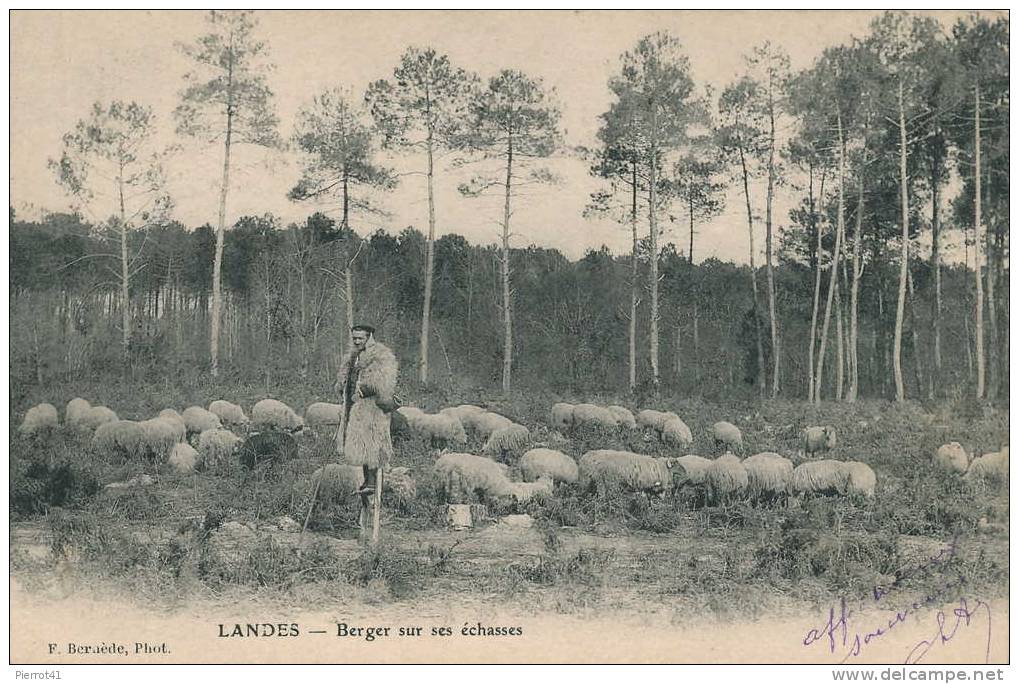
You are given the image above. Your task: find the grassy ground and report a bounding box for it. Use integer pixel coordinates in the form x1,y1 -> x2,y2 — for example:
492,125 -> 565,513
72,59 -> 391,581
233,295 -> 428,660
9,380 -> 1010,624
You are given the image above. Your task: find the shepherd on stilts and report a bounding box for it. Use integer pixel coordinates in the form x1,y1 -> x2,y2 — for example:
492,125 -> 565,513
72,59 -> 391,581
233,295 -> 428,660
335,324 -> 399,545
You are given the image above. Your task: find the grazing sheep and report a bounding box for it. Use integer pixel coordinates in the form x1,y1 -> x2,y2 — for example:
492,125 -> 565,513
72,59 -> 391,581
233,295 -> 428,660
169,442 -> 199,473
705,454 -> 749,499
78,406 -> 119,432
157,409 -> 186,435
238,431 -> 299,470
792,460 -> 850,496
92,420 -> 146,457
844,461 -> 877,498
550,402 -> 575,430
468,412 -> 515,439
607,405 -> 637,429
305,402 -> 344,430
935,442 -> 970,474
441,405 -> 485,425
572,403 -> 618,429
65,398 -> 91,426
311,463 -> 364,503
578,449 -> 674,494
803,426 -> 838,457
182,406 -> 222,435
676,454 -> 713,485
414,413 -> 468,446
19,403 -> 59,435
661,416 -> 693,447
482,424 -> 530,457
208,400 -> 248,426
197,428 -> 243,468
384,466 -> 417,504
434,452 -> 513,502
743,452 -> 793,497
397,406 -> 426,426
138,417 -> 185,459
712,421 -> 743,453
508,475 -> 554,503
251,399 -> 304,432
519,448 -> 579,484
964,447 -> 1009,483
636,409 -> 667,431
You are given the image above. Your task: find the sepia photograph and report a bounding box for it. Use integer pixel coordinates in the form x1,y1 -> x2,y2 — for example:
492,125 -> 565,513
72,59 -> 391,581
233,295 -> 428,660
8,9 -> 1010,667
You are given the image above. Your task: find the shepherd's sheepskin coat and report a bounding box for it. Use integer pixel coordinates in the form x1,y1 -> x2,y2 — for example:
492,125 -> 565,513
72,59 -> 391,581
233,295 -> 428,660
335,339 -> 398,469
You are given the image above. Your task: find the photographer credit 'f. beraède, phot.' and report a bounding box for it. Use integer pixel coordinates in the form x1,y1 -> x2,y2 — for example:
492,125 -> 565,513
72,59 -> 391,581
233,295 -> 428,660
9,8 -> 1008,666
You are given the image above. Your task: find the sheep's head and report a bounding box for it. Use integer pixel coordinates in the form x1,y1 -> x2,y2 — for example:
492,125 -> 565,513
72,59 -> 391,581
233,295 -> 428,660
825,427 -> 838,449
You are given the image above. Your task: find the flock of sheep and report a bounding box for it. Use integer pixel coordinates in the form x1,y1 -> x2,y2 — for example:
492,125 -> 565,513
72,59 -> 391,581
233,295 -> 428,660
403,401 -> 876,505
17,395 -> 1009,515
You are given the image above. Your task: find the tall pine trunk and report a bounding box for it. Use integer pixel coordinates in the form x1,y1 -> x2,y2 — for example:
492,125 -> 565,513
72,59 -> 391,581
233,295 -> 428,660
500,131 -> 514,393
629,161 -> 638,393
211,55 -> 235,379
847,167 -> 864,402
985,166 -> 999,401
835,275 -> 844,400
892,78 -> 908,402
738,145 -> 765,398
807,164 -> 823,401
766,80 -> 779,398
648,146 -> 660,393
420,129 -> 436,384
930,145 -> 942,397
118,164 -> 130,361
973,82 -> 985,399
907,267 -> 924,397
815,111 -> 845,405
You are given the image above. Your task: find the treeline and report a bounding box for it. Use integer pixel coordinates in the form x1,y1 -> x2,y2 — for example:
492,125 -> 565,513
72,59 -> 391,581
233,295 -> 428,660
14,10 -> 1010,404
8,209 -> 1003,402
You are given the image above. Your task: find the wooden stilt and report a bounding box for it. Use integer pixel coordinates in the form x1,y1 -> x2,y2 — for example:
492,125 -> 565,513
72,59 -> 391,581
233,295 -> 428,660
371,468 -> 384,546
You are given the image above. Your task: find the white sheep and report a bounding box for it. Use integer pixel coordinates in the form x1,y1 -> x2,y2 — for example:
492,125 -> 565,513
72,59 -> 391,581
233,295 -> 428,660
661,416 -> 693,447
182,406 -> 222,434
572,403 -> 618,429
209,400 -> 249,426
305,402 -> 344,430
792,460 -> 850,496
442,405 -> 485,424
169,442 -> 199,473
964,447 -> 1008,484
251,399 -> 304,431
481,424 -> 530,457
78,405 -> 119,432
156,409 -> 187,437
844,461 -> 877,498
92,420 -> 146,457
138,417 -> 185,459
508,475 -> 554,503
550,402 -> 575,430
467,412 -> 515,439
434,453 -> 514,502
413,413 -> 468,446
197,428 -> 243,468
743,452 -> 793,497
803,426 -> 838,457
519,448 -> 579,484
65,398 -> 91,426
311,463 -> 365,503
607,405 -> 637,429
398,406 -> 426,426
636,409 -> 667,431
712,421 -> 743,453
676,454 -> 713,485
578,449 -> 674,494
19,403 -> 59,436
705,454 -> 749,499
935,442 -> 970,474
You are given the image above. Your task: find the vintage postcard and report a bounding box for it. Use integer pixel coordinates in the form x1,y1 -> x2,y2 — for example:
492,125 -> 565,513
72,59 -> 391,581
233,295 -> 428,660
8,9 -> 1009,666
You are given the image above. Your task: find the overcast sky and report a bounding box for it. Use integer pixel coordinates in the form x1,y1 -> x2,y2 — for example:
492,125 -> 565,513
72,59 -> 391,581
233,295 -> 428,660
10,9 -> 977,262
